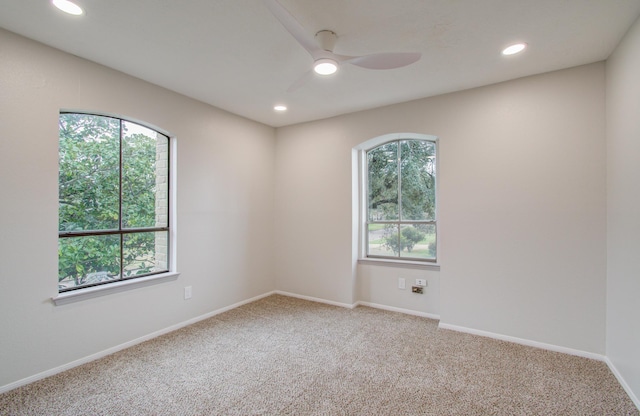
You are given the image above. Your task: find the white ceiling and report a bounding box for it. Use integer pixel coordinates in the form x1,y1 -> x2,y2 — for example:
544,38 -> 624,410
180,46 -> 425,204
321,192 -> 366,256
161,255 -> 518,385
1,0 -> 639,127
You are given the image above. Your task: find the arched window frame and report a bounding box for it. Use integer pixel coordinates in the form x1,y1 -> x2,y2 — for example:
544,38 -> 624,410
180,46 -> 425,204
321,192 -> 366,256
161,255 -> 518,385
54,111 -> 179,305
356,133 -> 439,265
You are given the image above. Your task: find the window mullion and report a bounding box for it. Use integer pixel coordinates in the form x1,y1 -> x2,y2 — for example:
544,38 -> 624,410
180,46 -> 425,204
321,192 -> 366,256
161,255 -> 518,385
59,227 -> 169,238
364,150 -> 370,257
167,136 -> 172,271
397,140 -> 402,257
397,140 -> 402,222
119,119 -> 124,280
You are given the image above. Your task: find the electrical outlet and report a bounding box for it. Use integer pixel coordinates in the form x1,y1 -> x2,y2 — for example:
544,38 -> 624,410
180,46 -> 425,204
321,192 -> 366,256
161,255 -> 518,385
412,286 -> 424,294
184,286 -> 192,300
398,278 -> 406,289
416,279 -> 427,287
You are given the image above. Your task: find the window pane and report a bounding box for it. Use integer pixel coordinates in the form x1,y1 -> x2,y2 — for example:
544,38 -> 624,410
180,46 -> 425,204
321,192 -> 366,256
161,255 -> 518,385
58,235 -> 120,290
399,224 -> 436,260
368,223 -> 399,257
367,142 -> 398,221
123,231 -> 169,277
58,114 -> 120,231
400,140 -> 436,221
122,122 -> 169,229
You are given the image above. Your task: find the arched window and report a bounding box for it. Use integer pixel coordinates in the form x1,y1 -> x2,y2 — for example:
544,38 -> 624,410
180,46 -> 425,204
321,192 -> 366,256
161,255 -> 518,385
58,113 -> 171,291
364,135 -> 437,262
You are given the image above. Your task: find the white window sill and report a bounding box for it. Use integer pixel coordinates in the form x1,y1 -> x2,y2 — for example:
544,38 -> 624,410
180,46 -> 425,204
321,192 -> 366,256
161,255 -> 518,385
358,258 -> 440,271
52,272 -> 180,306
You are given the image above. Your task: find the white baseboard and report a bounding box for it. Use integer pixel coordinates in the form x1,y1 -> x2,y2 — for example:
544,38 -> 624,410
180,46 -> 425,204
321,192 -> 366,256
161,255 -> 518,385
438,322 -> 605,361
0,291 -> 276,395
274,290 -> 356,309
605,357 -> 640,410
355,301 -> 440,320
273,291 -> 442,321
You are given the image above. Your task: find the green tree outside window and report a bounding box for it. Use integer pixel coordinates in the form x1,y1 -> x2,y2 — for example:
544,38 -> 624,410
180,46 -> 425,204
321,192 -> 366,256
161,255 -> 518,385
58,113 -> 170,291
366,139 -> 436,261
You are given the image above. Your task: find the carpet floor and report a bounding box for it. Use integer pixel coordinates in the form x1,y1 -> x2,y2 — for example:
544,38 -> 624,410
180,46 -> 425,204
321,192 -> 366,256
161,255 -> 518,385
0,294 -> 637,415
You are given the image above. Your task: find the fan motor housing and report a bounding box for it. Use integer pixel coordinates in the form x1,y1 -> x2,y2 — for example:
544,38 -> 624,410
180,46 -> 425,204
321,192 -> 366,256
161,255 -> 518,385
315,30 -> 337,51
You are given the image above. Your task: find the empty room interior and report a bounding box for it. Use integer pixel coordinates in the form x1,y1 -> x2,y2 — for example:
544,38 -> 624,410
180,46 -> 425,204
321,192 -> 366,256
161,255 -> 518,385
1,0 -> 640,413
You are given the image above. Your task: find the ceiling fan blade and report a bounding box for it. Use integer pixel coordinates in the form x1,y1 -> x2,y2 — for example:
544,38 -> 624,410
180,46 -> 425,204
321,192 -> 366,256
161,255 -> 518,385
287,70 -> 314,93
343,52 -> 422,70
264,0 -> 322,58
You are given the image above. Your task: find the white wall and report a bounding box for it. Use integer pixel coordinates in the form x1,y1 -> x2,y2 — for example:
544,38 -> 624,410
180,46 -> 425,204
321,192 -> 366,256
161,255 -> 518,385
357,264 -> 440,317
606,15 -> 640,405
275,62 -> 607,354
274,121 -> 357,305
0,29 -> 276,389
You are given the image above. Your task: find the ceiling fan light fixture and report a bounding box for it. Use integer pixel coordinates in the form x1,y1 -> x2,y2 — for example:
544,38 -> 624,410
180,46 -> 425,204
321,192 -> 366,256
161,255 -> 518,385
51,0 -> 84,15
313,58 -> 338,75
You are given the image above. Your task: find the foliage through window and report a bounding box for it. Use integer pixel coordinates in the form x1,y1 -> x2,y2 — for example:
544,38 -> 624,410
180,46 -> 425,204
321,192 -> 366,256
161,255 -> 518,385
58,113 -> 170,291
366,139 -> 436,261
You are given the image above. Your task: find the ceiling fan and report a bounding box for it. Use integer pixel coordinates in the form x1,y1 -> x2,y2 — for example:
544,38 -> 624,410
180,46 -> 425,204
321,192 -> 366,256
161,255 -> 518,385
264,0 -> 422,92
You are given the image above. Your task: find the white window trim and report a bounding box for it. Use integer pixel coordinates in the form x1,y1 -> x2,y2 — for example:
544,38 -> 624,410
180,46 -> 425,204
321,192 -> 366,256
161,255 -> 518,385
53,117 -> 179,305
355,132 -> 440,267
52,271 -> 180,306
357,258 -> 440,271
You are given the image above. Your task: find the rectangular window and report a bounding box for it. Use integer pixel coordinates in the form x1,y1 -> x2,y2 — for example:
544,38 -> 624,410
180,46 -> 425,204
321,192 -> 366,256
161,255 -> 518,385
366,139 -> 437,262
58,113 -> 170,291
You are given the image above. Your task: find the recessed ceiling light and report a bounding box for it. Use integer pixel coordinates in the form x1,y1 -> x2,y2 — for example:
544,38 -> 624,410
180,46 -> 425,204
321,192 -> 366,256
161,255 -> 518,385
502,43 -> 527,56
52,0 -> 84,16
313,58 -> 338,75
274,105 -> 287,112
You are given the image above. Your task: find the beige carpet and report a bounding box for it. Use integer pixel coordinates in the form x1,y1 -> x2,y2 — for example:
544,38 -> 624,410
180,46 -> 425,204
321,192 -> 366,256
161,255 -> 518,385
0,295 -> 637,415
